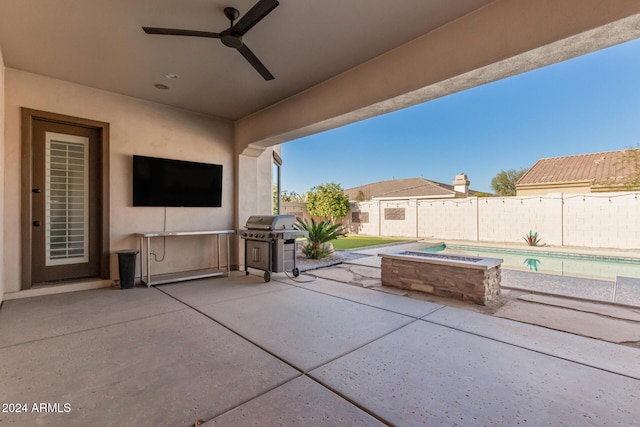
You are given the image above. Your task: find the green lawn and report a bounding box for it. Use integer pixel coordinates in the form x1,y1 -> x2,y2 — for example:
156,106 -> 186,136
329,236 -> 411,250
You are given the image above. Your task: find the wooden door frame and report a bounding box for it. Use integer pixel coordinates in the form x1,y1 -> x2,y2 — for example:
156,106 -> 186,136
21,108 -> 110,289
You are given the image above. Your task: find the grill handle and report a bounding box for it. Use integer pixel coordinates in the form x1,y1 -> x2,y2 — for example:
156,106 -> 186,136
251,247 -> 261,263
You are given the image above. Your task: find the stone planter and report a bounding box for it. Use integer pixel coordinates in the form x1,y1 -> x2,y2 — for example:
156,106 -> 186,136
380,251 -> 502,305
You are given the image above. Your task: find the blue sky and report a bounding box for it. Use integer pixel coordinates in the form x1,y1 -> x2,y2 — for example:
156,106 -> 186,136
281,37 -> 640,195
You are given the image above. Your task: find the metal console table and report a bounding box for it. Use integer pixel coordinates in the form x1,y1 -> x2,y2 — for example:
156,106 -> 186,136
136,230 -> 235,287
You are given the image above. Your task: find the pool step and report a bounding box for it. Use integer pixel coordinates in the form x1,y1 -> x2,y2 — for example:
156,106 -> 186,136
614,276 -> 640,307
495,299 -> 640,344
518,294 -> 640,322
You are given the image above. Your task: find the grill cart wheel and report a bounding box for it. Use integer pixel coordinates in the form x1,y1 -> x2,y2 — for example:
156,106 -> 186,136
264,271 -> 271,282
292,268 -> 300,277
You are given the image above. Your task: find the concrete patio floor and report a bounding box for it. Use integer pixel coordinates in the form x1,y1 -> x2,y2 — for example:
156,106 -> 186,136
1,272 -> 640,426
303,243 -> 640,346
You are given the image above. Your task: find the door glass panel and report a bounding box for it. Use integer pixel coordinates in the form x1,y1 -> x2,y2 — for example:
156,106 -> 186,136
45,132 -> 89,266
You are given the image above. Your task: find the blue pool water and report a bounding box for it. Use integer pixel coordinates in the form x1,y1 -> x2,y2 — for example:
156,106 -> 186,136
422,244 -> 640,281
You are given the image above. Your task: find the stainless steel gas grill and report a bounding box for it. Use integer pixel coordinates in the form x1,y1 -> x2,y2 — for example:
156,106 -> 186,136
238,214 -> 308,282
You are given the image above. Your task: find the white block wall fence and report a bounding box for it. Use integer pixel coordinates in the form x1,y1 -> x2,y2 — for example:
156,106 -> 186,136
283,192 -> 640,250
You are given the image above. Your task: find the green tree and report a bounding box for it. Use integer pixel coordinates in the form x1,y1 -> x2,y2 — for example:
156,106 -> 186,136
306,182 -> 350,223
273,186 -> 307,213
490,168 -> 528,196
355,190 -> 366,202
273,184 -> 278,214
283,191 -> 306,202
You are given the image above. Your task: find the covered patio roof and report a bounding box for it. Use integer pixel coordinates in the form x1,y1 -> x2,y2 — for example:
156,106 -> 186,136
2,1 -> 640,155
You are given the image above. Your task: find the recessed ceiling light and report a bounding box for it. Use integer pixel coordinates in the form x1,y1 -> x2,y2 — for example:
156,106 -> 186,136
164,73 -> 179,79
154,83 -> 169,90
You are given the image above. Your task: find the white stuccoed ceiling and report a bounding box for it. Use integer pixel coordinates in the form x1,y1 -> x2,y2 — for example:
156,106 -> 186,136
0,0 -> 494,120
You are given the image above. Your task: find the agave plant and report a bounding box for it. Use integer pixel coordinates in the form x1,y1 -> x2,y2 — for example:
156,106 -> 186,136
523,230 -> 543,246
295,218 -> 346,259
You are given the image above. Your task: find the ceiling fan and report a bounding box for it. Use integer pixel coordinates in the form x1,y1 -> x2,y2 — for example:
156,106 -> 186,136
142,0 -> 280,80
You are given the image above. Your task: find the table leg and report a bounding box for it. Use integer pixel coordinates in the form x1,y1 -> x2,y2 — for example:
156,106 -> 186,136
217,234 -> 220,271
146,236 -> 151,287
226,234 -> 230,276
139,236 -> 144,286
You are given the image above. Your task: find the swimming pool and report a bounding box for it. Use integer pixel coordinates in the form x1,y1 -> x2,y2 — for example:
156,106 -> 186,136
422,244 -> 640,281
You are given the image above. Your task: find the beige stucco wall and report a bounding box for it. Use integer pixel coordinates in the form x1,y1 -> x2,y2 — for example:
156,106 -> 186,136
0,47 -> 5,302
3,69 -> 236,293
237,150 -> 276,226
351,192 -> 640,250
3,2 -> 640,295
280,202 -> 309,221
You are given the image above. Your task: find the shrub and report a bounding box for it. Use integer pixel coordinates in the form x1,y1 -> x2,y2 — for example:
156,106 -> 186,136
523,230 -> 543,246
295,218 -> 346,259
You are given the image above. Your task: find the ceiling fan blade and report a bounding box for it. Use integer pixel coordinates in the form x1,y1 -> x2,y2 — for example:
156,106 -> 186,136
142,27 -> 221,38
232,0 -> 279,36
237,44 -> 274,80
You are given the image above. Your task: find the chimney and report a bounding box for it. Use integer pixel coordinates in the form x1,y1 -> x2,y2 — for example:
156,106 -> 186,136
453,173 -> 469,195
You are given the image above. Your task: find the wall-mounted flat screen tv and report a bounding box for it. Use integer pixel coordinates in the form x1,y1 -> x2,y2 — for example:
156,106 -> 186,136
133,155 -> 223,207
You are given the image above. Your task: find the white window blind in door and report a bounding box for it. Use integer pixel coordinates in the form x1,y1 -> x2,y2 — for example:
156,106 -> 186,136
45,132 -> 90,266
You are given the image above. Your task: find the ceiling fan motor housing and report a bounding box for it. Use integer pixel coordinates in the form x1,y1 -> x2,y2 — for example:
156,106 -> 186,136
221,30 -> 243,48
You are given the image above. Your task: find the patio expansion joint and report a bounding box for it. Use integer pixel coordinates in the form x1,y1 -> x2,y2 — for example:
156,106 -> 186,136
201,374 -> 306,423
155,285 -> 414,426
303,374 -> 395,427
157,284 -> 421,374
0,305 -> 191,351
204,374 -> 394,427
303,317 -> 422,374
420,316 -> 640,382
183,282 -> 298,308
290,316 -> 428,426
154,286 -> 306,374
273,276 -> 442,320
295,317 -> 424,427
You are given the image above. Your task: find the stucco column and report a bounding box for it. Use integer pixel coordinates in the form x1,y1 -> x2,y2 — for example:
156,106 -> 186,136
235,145 -> 276,268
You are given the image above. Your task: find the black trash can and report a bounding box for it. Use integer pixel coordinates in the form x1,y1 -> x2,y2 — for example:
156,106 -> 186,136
117,250 -> 139,289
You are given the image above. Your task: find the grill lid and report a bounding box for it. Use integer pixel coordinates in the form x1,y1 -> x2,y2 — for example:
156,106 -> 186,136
244,214 -> 296,230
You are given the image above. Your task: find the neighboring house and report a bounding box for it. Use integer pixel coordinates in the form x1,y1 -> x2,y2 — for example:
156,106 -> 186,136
283,174 -> 484,226
516,150 -> 639,196
344,174 -> 484,201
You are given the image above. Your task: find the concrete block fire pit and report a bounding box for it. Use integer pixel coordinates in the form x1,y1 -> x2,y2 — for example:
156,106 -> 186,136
380,251 -> 503,305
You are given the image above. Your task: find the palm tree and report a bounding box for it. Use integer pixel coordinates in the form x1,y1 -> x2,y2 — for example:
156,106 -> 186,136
295,218 -> 346,259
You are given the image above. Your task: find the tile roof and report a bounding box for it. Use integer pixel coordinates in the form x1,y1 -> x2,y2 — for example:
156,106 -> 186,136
517,149 -> 638,187
344,177 -> 481,200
